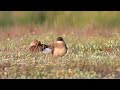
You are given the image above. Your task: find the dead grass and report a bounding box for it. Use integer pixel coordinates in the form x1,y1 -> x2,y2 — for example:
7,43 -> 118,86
0,25 -> 120,79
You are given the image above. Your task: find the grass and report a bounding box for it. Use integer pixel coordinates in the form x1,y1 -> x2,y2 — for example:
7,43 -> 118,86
1,11 -> 120,28
1,26 -> 120,79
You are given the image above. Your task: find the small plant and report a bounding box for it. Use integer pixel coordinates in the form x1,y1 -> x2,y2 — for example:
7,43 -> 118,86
1,26 -> 120,79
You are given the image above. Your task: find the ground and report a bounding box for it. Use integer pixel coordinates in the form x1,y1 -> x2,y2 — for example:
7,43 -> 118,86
0,26 -> 120,79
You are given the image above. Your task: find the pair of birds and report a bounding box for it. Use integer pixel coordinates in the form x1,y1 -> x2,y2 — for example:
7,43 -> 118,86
28,37 -> 68,57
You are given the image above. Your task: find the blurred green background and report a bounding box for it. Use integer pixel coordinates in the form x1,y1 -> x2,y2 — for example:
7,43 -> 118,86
0,11 -> 120,28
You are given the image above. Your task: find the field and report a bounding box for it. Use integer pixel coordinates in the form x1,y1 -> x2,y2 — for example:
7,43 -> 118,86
1,26 -> 120,79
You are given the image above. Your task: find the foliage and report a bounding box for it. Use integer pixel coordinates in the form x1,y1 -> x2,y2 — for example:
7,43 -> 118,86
1,31 -> 120,79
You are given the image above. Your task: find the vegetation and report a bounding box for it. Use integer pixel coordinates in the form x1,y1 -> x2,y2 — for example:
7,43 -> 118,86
0,11 -> 120,79
0,26 -> 120,79
0,11 -> 120,28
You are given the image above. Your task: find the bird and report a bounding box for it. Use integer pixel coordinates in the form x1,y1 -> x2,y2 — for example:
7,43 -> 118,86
28,40 -> 43,53
44,37 -> 68,57
28,37 -> 68,57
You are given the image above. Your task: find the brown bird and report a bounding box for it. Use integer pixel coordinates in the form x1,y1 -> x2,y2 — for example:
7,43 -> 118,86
28,37 -> 68,57
28,39 -> 51,53
28,40 -> 43,52
45,37 -> 68,57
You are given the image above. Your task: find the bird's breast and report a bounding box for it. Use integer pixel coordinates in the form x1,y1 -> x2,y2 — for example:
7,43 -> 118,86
53,47 -> 67,57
